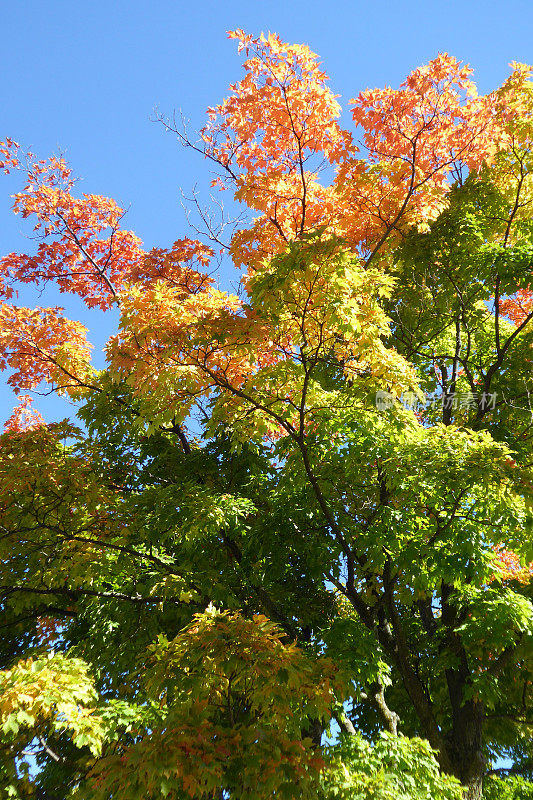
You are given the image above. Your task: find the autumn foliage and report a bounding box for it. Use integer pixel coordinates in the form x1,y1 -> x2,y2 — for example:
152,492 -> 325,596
1,31 -> 533,800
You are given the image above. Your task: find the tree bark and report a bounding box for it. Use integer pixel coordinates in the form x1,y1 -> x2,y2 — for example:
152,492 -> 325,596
447,702 -> 485,800
461,766 -> 484,800
441,582 -> 485,799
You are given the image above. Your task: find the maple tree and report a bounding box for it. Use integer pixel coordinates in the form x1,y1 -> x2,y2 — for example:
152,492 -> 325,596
1,30 -> 533,800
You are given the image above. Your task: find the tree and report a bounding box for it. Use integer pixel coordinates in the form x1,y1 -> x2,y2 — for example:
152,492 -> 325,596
0,31 -> 532,800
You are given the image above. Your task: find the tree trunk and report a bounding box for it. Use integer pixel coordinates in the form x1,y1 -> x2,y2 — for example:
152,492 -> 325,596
447,698 -> 485,800
439,582 -> 485,799
462,775 -> 483,800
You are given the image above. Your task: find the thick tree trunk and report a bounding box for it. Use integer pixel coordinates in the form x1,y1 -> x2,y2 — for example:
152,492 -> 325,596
462,775 -> 483,800
446,699 -> 485,800
437,582 -> 485,799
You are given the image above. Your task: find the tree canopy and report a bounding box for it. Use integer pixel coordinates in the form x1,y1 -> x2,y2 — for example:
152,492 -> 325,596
0,31 -> 533,800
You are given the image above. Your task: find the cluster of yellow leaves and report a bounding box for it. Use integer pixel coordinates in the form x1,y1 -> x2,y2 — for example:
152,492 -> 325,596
107,281 -> 261,424
105,237 -> 417,436
231,173 -> 339,272
0,653 -> 104,756
145,608 -> 342,711
104,242 -> 225,423
492,62 -> 533,186
487,65 -> 533,329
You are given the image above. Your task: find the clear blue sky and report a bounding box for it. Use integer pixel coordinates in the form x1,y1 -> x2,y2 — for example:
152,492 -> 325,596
1,0 -> 532,425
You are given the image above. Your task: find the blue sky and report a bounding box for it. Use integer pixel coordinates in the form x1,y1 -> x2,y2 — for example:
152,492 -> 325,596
1,0 -> 533,425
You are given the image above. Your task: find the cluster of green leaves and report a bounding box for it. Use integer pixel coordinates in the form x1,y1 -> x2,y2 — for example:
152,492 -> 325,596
321,733 -> 463,800
483,776 -> 533,800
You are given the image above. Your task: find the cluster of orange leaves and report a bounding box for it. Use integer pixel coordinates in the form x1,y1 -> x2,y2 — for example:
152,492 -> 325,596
0,141 -> 217,399
500,288 -> 533,325
203,32 -> 500,275
0,30 -> 530,419
0,303 -> 93,395
2,394 -> 44,433
491,545 -> 533,585
0,140 -> 143,309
